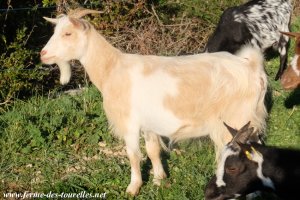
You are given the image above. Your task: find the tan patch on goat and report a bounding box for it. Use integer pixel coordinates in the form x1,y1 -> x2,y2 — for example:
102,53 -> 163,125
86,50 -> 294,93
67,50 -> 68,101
163,64 -> 250,123
82,28 -> 121,90
78,26 -> 131,136
280,35 -> 300,89
102,69 -> 131,137
163,66 -> 212,124
162,58 -> 261,144
142,61 -> 157,76
281,64 -> 300,90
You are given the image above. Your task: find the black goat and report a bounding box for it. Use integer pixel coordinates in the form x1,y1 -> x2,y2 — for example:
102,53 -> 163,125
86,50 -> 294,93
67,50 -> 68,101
205,122 -> 300,200
205,0 -> 292,80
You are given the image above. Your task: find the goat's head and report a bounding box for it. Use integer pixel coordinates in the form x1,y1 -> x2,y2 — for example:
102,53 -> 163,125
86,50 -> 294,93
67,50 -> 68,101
205,122 -> 271,200
280,32 -> 300,90
40,8 -> 102,84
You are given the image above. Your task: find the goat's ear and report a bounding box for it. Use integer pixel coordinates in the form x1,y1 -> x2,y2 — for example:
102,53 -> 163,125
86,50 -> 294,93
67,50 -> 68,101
223,122 -> 238,137
232,126 -> 254,145
240,121 -> 251,132
248,130 -> 261,143
280,31 -> 300,38
43,17 -> 58,24
69,17 -> 89,30
234,127 -> 253,144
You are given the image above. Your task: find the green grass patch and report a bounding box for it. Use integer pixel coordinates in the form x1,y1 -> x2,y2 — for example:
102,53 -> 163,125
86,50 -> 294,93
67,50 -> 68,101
0,86 -> 216,199
0,10 -> 299,200
1,58 -> 299,199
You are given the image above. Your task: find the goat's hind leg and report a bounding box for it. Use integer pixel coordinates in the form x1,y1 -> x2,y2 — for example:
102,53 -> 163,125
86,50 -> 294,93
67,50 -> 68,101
144,132 -> 167,186
275,34 -> 289,80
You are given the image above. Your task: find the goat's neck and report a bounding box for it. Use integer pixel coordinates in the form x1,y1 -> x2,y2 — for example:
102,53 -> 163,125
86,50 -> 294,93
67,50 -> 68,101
80,28 -> 121,91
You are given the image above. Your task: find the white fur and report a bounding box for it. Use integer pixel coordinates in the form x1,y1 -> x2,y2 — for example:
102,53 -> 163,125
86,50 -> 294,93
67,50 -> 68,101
279,47 -> 286,57
216,146 -> 238,187
291,55 -> 300,76
251,149 -> 275,190
129,64 -> 182,136
57,61 -> 71,85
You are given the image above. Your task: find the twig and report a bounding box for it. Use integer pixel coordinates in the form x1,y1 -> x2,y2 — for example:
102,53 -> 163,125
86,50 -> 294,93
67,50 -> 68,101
24,25 -> 36,46
0,98 -> 11,106
151,4 -> 163,26
162,23 -> 197,27
288,105 -> 297,119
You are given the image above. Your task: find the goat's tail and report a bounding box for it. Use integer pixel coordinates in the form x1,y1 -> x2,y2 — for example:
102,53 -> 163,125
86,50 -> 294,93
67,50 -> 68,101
236,45 -> 264,72
159,136 -> 171,152
236,45 -> 268,143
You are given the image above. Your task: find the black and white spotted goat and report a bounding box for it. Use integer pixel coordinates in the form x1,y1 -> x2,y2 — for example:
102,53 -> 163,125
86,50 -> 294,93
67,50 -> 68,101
205,122 -> 300,200
205,0 -> 292,80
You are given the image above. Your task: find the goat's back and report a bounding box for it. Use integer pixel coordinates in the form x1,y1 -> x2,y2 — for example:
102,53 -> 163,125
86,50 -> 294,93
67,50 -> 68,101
121,47 -> 267,143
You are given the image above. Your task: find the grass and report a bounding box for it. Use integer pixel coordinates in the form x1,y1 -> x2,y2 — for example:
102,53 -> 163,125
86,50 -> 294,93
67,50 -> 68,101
1,7 -> 300,200
0,87 -> 216,199
1,55 -> 299,199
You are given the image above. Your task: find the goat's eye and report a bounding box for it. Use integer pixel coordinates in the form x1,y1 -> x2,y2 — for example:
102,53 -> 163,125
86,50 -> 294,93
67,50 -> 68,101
64,32 -> 72,36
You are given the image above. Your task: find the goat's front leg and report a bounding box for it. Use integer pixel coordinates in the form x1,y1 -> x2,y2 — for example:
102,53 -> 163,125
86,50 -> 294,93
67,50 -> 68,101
144,132 -> 167,186
124,133 -> 142,196
275,35 -> 289,80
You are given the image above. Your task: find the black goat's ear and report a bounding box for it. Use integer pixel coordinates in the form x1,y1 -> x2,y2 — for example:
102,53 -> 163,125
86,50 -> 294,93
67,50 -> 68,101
240,121 -> 251,132
248,130 -> 261,143
239,127 -> 254,144
223,122 -> 238,137
232,123 -> 254,145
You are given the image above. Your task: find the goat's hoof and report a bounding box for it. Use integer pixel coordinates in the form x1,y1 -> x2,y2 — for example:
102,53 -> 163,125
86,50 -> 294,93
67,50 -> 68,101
153,178 -> 162,186
126,183 -> 142,196
153,172 -> 167,186
153,178 -> 171,188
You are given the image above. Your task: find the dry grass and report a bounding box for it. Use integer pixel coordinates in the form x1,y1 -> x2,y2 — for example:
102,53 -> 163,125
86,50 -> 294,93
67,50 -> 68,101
293,0 -> 300,19
109,16 -> 208,56
94,2 -> 211,55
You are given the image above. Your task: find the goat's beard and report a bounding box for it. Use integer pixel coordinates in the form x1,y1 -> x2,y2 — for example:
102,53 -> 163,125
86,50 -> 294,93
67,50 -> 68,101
57,61 -> 71,85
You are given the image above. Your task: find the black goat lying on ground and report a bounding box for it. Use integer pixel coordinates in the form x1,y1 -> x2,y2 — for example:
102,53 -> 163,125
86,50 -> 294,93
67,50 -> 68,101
205,0 -> 292,80
205,122 -> 300,200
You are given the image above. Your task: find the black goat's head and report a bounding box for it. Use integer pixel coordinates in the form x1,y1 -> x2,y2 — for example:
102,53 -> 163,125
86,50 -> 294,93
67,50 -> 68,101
205,122 -> 274,200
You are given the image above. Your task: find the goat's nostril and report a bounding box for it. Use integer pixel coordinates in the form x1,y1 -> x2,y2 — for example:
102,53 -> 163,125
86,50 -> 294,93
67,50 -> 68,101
40,50 -> 47,56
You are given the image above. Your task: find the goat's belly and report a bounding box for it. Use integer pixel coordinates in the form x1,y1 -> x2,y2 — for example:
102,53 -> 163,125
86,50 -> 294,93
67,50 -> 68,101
138,107 -> 182,137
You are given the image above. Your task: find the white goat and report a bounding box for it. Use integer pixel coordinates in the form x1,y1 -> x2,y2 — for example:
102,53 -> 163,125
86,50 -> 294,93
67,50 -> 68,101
40,9 -> 268,196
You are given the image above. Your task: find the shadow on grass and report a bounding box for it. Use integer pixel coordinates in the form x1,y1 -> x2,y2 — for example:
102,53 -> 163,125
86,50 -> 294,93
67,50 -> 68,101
265,85 -> 274,114
264,44 -> 289,81
284,87 -> 300,108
